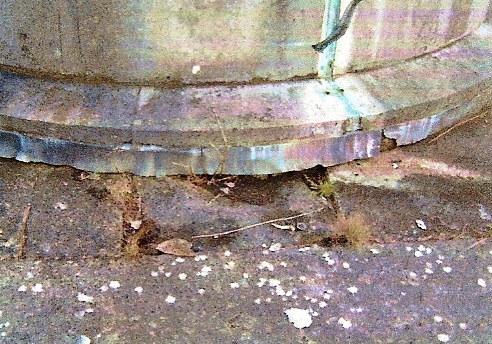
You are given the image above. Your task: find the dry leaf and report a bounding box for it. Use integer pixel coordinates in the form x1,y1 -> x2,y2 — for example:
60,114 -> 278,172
271,223 -> 295,231
156,238 -> 195,257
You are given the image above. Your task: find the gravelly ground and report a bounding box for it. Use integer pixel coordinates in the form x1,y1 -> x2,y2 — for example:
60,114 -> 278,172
0,109 -> 490,343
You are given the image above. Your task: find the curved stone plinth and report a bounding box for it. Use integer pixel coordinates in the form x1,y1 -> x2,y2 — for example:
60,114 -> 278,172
1,23 -> 492,176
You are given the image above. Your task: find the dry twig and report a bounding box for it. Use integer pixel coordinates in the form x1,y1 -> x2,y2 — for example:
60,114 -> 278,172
191,207 -> 324,239
15,204 -> 32,259
428,112 -> 486,144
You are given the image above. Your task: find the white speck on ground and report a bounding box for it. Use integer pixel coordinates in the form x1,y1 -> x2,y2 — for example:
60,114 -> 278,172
406,246 -> 413,252
197,266 -> 211,277
415,219 -> 427,230
254,298 -> 261,304
258,261 -> 274,271
342,262 -> 350,269
433,315 -> 443,323
109,281 -> 120,289
319,301 -> 327,308
284,308 -> 313,329
197,288 -> 205,295
414,251 -> 423,258
299,276 -> 307,282
459,323 -> 468,329
54,202 -> 67,210
478,278 -> 487,287
298,247 -> 311,252
78,335 -> 91,344
194,255 -> 208,261
338,317 -> 352,329
77,293 -> 94,303
487,266 -> 492,273
347,286 -> 358,294
165,295 -> 176,304
243,273 -> 249,279
99,285 -> 108,292
425,268 -> 433,274
269,243 -> 282,252
409,272 -> 418,278
230,282 -> 240,289
268,279 -> 280,287
191,65 -> 200,74
223,261 -> 235,270
175,257 -> 185,263
443,267 -> 452,273
437,333 -> 450,342
31,283 -> 43,293
17,285 -> 26,292
178,273 -> 187,280
150,271 -> 159,277
223,250 -> 232,257
370,248 -> 380,254
134,287 -> 143,294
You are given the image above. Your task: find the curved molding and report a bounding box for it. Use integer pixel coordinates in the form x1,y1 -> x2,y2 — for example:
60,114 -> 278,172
0,23 -> 491,175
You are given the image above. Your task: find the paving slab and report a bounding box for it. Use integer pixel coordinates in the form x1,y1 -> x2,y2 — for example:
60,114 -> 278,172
0,241 -> 491,343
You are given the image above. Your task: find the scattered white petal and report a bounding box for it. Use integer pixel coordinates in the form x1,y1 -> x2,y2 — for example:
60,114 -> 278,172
437,334 -> 450,342
284,308 -> 313,329
425,268 -> 433,274
31,283 -> 43,293
134,287 -> 143,294
18,285 -> 27,292
194,255 -> 208,261
342,262 -> 350,269
77,293 -> 94,303
319,301 -> 327,308
276,286 -> 286,296
285,290 -> 293,297
370,248 -> 380,254
299,276 -> 307,282
150,271 -> 159,277
85,308 -> 94,313
298,247 -> 311,252
487,266 -> 492,273
417,245 -> 426,251
269,243 -> 282,252
230,282 -> 240,289
347,286 -> 358,294
223,261 -> 235,270
164,272 -> 172,277
258,261 -> 274,271
129,220 -> 142,230
243,273 -> 249,279
478,278 -> 487,288
257,278 -> 267,287
78,335 -> 91,344
254,298 -> 261,304
197,266 -> 211,277
191,65 -> 200,74
165,295 -> 176,304
280,261 -> 288,267
426,247 -> 432,255
409,272 -> 418,278
436,259 -> 443,264
265,297 -> 272,302
268,279 -> 281,287
416,219 -> 427,230
175,257 -> 185,263
443,267 -> 452,273
223,250 -> 232,257
54,202 -> 67,210
197,288 -> 205,295
433,315 -> 443,323
338,317 -> 352,329
459,323 -> 468,330
99,285 -> 108,292
489,250 -> 492,256
406,246 -> 413,252
109,281 -> 120,289
178,273 -> 187,280
414,251 -> 423,258
325,257 -> 336,265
